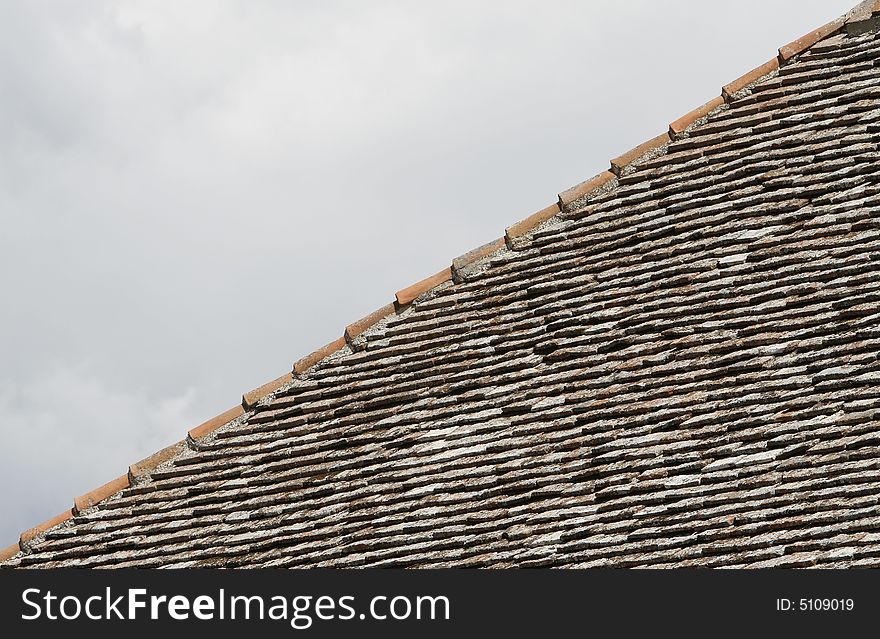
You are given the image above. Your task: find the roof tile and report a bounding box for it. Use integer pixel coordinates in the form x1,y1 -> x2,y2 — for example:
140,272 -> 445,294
243,372 -> 295,409
844,0 -> 879,24
0,544 -> 19,562
779,19 -> 846,62
293,337 -> 348,374
610,132 -> 671,175
187,404 -> 245,440
129,440 -> 187,480
452,238 -> 507,279
395,268 -> 453,306
20,509 -> 73,546
344,303 -> 397,343
558,171 -> 616,208
669,96 -> 726,136
505,203 -> 560,241
73,474 -> 130,514
722,58 -> 780,101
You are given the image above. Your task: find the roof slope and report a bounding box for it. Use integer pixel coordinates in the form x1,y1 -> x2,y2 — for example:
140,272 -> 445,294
4,3 -> 880,568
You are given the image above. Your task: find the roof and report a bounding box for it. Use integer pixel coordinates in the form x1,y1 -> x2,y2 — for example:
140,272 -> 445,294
4,1 -> 880,568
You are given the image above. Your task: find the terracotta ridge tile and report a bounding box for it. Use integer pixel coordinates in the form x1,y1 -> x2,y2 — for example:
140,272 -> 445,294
0,543 -> 19,562
610,132 -> 671,176
243,372 -> 295,409
452,237 -> 506,281
293,336 -> 348,375
73,474 -> 130,514
505,203 -> 561,242
20,509 -> 74,546
778,18 -> 845,62
395,267 -> 453,306
669,95 -> 726,137
187,404 -> 246,440
344,302 -> 397,343
128,440 -> 187,481
722,58 -> 780,102
558,171 -> 616,208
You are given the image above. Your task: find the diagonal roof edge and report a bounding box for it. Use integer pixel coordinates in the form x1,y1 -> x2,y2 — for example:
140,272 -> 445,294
3,0 -> 879,564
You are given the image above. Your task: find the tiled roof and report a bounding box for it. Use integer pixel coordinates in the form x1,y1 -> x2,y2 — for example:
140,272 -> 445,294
4,1 -> 880,568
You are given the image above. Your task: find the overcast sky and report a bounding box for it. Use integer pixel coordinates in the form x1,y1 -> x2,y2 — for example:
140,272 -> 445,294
0,0 -> 857,545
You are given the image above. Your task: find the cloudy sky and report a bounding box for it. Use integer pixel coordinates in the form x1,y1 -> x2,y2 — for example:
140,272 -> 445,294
0,0 -> 857,544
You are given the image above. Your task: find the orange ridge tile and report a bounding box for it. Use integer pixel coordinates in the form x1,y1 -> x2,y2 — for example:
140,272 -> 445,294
187,404 -> 245,440
610,132 -> 671,176
344,303 -> 397,344
505,203 -> 560,242
73,474 -> 130,514
557,171 -> 616,208
20,509 -> 74,546
452,237 -> 506,281
293,336 -> 348,375
0,543 -> 19,562
243,372 -> 295,409
395,267 -> 453,306
722,58 -> 780,102
669,95 -> 726,137
778,18 -> 845,62
129,440 -> 187,480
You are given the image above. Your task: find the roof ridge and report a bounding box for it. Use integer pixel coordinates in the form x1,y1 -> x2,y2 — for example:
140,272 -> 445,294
3,0 -> 879,564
